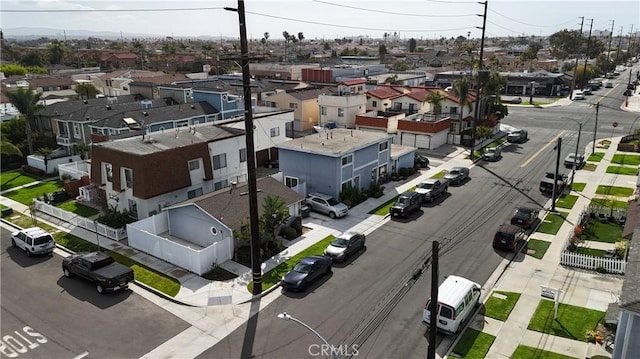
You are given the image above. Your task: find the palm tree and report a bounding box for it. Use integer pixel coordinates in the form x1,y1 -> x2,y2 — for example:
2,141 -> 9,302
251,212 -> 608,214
282,31 -> 290,62
4,87 -> 44,154
425,90 -> 447,120
73,142 -> 91,160
36,147 -> 54,174
297,32 -> 305,53
452,77 -> 473,134
260,195 -> 290,248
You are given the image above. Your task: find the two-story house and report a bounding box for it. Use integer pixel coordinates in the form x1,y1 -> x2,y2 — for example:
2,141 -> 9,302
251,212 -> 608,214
277,128 -> 397,199
317,79 -> 367,129
90,123 -> 247,220
263,86 -> 332,132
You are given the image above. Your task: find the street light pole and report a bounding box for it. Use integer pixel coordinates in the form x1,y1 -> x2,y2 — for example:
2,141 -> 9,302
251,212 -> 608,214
529,81 -> 535,105
592,101 -> 600,153
552,137 -> 561,212
277,312 -> 338,359
570,121 -> 582,189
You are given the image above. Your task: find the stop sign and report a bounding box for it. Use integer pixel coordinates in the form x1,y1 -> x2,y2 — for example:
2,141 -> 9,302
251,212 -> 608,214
613,122 -> 618,128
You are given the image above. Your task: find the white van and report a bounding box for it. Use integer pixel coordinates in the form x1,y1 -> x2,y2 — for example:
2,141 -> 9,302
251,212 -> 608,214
422,275 -> 481,334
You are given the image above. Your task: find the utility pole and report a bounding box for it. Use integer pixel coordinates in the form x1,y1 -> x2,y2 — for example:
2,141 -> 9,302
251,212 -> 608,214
225,0 -> 263,294
593,102 -> 599,154
427,241 -> 439,359
629,25 -> 635,61
606,20 -> 615,78
615,26 -> 624,65
470,0 -> 487,161
552,137 -> 561,212
580,18 -> 594,90
569,17 -> 585,100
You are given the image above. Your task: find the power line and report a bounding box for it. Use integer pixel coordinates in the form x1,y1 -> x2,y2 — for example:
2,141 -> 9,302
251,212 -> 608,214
0,7 -> 225,13
488,8 -> 576,28
311,0 -> 476,18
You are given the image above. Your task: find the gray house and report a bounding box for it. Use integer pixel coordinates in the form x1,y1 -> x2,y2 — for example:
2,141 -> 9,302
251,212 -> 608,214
613,229 -> 640,358
277,128 -> 394,199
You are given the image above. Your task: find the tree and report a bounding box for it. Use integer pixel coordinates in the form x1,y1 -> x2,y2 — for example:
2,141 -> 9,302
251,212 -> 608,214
451,77 -> 473,134
549,29 -> 584,60
520,42 -> 542,61
297,32 -> 304,53
73,142 -> 90,160
75,83 -> 101,99
259,195 -> 290,249
378,44 -> 388,61
3,87 -> 44,154
425,90 -> 447,119
131,39 -> 145,69
21,51 -> 45,67
48,39 -> 68,65
409,38 -> 417,52
476,126 -> 494,140
282,31 -> 290,62
36,147 -> 54,174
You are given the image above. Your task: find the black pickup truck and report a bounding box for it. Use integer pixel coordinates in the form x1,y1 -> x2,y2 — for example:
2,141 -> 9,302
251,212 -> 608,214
62,252 -> 134,294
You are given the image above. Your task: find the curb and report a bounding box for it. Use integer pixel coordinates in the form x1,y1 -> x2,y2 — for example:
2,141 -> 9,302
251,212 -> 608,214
238,282 -> 282,304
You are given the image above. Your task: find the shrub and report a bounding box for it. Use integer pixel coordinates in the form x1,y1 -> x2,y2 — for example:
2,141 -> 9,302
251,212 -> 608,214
21,165 -> 45,177
281,226 -> 298,240
596,266 -> 608,274
97,208 -> 135,228
585,329 -> 598,343
615,240 -> 628,258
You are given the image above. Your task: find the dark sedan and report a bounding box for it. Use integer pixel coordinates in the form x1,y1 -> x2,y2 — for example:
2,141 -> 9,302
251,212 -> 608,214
414,154 -> 429,168
510,207 -> 540,229
281,256 -> 332,291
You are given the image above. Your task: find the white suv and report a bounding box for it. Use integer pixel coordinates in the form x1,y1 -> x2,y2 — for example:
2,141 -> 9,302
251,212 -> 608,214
305,193 -> 349,218
11,227 -> 56,256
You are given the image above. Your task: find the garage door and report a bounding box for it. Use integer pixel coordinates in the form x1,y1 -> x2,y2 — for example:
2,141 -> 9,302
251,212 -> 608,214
415,135 -> 430,149
401,133 -> 416,147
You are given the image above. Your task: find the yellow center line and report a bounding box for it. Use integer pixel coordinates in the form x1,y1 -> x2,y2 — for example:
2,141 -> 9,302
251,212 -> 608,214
521,130 -> 566,168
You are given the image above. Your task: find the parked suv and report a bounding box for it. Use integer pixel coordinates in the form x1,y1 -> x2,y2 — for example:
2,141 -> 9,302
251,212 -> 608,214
390,191 -> 422,218
539,172 -> 568,195
415,179 -> 448,203
510,207 -> 540,229
483,147 -> 502,161
507,129 -> 528,143
564,153 -> 585,169
493,224 -> 526,252
11,227 -> 55,256
305,193 -> 349,219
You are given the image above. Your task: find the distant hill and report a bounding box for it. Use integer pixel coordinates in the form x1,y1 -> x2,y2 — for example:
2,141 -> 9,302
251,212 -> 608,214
3,28 -> 228,41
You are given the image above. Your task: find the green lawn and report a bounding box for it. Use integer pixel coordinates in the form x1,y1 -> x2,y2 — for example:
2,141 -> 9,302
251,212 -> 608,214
537,212 -> 568,235
3,181 -> 64,205
587,152 -> 604,162
528,299 -> 605,341
430,170 -> 446,179
555,195 -> 578,209
247,235 -> 335,292
0,171 -> 40,191
589,198 -> 629,209
583,163 -> 597,171
595,185 -> 634,197
571,183 -> 586,192
451,329 -> 495,359
569,247 -> 607,257
369,196 -> 399,215
511,345 -> 578,359
57,200 -> 100,217
483,291 -> 521,321
581,221 -> 623,243
611,153 -> 640,165
527,239 -> 552,259
606,166 -> 638,175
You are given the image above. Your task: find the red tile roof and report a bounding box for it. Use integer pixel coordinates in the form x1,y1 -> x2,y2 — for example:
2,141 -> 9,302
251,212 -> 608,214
341,79 -> 365,86
366,86 -> 404,100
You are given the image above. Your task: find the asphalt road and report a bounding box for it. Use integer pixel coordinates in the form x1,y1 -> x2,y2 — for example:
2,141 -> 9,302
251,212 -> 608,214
0,226 -> 190,359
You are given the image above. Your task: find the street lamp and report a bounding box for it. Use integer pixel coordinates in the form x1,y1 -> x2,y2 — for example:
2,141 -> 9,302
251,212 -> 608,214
277,312 -> 338,359
529,81 -> 536,105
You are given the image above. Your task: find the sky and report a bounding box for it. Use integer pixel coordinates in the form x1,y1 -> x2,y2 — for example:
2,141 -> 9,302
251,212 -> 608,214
1,0 -> 639,41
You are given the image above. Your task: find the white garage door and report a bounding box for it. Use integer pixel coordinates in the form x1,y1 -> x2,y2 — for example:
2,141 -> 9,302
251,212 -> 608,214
415,135 -> 430,149
401,133 -> 416,147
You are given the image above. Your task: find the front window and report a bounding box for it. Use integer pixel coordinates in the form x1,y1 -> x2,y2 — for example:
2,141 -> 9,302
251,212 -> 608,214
285,176 -> 298,188
123,168 -> 133,189
213,154 -> 227,170
188,159 -> 200,171
342,155 -> 352,166
270,127 -> 280,137
289,103 -> 298,109
239,148 -> 247,162
379,141 -> 388,151
104,163 -> 113,182
338,108 -> 344,117
372,100 -> 377,107
214,180 -> 228,190
188,188 -> 203,199
321,106 -> 327,115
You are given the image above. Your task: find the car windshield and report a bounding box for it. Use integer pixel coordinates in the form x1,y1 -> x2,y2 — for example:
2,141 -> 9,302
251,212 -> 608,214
514,209 -> 531,219
326,197 -> 340,206
293,263 -> 312,273
417,182 -> 434,189
397,196 -> 410,204
331,237 -> 349,248
449,170 -> 460,175
34,235 -> 53,245
487,149 -> 496,153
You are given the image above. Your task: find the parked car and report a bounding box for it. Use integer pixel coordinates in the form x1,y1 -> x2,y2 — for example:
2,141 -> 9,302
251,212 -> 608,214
510,207 -> 540,229
390,191 -> 422,218
564,153 -> 585,169
264,159 -> 279,168
11,227 -> 55,257
539,172 -> 568,195
582,87 -> 593,95
323,232 -> 366,262
483,147 -> 501,162
573,90 -> 585,100
493,224 -> 526,252
415,179 -> 448,203
605,81 -> 614,88
624,89 -> 633,96
414,154 -> 430,168
281,255 -> 332,291
510,97 -> 522,104
444,167 -> 470,185
507,129 -> 528,143
62,251 -> 135,294
305,193 -> 349,219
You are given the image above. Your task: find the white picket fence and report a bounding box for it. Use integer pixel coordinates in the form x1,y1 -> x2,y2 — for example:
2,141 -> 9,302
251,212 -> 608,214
33,199 -> 127,241
560,251 -> 626,274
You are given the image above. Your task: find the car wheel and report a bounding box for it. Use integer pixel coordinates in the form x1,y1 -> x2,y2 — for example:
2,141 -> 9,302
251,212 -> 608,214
329,212 -> 336,219
25,249 -> 32,257
325,265 -> 332,275
11,239 -> 16,248
63,267 -> 72,278
96,283 -> 105,294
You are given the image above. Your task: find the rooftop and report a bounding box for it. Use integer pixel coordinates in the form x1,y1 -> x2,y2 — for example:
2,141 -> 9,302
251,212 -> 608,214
278,128 -> 391,157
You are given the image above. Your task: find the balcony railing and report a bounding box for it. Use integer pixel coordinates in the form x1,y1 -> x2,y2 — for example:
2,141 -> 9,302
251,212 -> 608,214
56,135 -> 73,146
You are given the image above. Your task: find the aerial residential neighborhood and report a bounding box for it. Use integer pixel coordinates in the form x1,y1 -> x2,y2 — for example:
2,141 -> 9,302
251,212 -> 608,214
1,1 -> 640,359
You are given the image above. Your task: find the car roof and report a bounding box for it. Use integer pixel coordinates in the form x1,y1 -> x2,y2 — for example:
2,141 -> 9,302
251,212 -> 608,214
338,231 -> 362,239
21,227 -> 51,237
300,256 -> 327,264
307,192 -> 332,200
515,207 -> 537,213
420,179 -> 438,184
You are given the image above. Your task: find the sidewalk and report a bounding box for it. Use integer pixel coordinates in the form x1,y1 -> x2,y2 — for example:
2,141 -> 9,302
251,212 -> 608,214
466,134 -> 631,359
